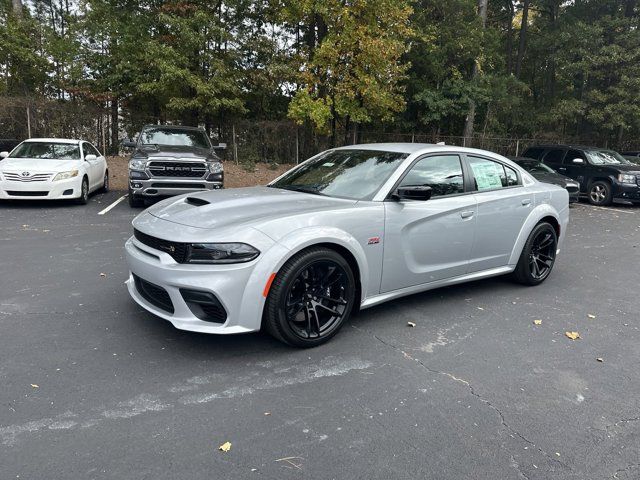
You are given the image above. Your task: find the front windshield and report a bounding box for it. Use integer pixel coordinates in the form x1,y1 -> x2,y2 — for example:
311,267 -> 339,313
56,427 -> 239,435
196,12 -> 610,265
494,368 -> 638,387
586,150 -> 626,165
139,128 -> 210,148
9,142 -> 81,160
270,149 -> 408,200
521,161 -> 556,174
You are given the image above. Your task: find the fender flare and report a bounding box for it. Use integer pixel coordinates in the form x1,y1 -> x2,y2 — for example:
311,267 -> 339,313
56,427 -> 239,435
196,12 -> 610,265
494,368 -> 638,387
508,204 -> 562,265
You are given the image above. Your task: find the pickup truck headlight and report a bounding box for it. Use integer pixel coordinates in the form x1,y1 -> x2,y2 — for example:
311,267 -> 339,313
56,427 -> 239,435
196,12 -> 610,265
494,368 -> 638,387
129,159 -> 147,171
618,173 -> 637,184
186,243 -> 259,264
52,170 -> 78,181
207,161 -> 223,174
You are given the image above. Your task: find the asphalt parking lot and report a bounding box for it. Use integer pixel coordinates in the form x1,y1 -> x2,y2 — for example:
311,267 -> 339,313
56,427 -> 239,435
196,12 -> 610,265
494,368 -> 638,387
1,192 -> 639,480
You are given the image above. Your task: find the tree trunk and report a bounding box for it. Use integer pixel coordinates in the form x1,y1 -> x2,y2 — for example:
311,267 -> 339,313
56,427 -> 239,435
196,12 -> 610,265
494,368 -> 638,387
12,0 -> 22,18
110,97 -> 119,155
515,0 -> 530,78
463,0 -> 488,142
506,0 -> 515,75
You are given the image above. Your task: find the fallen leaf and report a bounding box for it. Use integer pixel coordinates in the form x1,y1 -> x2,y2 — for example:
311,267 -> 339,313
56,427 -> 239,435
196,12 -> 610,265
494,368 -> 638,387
587,314 -> 596,319
219,441 -> 232,452
565,331 -> 580,340
30,384 -> 39,388
264,412 -> 271,416
99,273 -> 106,277
477,307 -> 484,310
533,320 -> 542,325
596,357 -> 604,363
407,322 -> 416,327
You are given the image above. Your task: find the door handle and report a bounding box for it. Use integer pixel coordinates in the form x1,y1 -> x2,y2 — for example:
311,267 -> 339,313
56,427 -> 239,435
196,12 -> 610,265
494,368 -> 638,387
521,199 -> 532,206
460,210 -> 474,219
557,167 -> 567,171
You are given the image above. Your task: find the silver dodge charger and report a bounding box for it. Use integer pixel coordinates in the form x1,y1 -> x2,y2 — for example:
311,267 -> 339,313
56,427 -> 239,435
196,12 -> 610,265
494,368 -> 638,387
125,144 -> 569,347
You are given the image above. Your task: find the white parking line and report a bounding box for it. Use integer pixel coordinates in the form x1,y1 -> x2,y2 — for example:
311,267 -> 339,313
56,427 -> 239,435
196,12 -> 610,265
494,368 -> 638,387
98,194 -> 128,215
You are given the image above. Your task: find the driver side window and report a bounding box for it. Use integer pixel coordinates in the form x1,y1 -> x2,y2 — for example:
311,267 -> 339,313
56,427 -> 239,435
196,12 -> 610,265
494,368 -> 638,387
399,155 -> 464,197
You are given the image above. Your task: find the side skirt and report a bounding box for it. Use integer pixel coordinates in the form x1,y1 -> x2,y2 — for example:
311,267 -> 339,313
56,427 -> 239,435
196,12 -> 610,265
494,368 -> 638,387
360,265 -> 514,310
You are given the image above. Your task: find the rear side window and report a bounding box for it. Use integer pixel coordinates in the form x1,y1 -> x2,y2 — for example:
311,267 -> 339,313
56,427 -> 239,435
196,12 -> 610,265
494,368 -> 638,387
400,155 -> 464,197
468,156 -> 520,191
522,147 -> 544,160
543,149 -> 566,165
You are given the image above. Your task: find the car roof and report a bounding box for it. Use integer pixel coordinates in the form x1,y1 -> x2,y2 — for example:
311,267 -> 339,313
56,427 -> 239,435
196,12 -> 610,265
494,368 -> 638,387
509,156 -> 539,162
526,144 -> 617,151
333,143 -> 509,158
22,138 -> 82,144
142,124 -> 204,131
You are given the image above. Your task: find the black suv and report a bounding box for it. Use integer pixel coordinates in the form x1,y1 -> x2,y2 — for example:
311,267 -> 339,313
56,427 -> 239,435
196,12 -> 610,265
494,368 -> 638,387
521,145 -> 640,206
123,125 -> 225,207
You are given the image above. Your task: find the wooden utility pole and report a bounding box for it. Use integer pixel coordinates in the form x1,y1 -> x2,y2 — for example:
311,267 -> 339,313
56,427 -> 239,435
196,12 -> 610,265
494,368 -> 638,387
463,0 -> 488,145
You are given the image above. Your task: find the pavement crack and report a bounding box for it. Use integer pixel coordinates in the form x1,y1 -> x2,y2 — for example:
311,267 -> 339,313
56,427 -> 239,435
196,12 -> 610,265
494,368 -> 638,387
352,323 -> 572,473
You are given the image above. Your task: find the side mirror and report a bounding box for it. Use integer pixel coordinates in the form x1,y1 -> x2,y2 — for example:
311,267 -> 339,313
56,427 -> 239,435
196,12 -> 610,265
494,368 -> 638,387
85,154 -> 97,161
394,185 -> 432,201
0,151 -> 8,159
212,143 -> 227,151
572,158 -> 584,164
122,139 -> 137,149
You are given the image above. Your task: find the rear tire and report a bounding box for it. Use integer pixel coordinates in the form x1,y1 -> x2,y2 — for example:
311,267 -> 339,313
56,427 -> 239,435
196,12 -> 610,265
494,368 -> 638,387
513,222 -> 558,286
128,188 -> 145,208
100,170 -> 109,193
75,177 -> 89,205
588,180 -> 612,206
264,247 -> 356,347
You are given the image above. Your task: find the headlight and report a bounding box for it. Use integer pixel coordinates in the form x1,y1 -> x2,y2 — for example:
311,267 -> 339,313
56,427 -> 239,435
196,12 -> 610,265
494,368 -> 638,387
129,159 -> 147,171
618,173 -> 636,184
186,243 -> 259,264
207,161 -> 223,174
52,170 -> 78,181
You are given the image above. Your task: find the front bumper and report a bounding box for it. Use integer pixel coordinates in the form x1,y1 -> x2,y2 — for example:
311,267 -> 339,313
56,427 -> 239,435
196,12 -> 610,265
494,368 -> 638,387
613,182 -> 640,204
0,177 -> 81,200
129,176 -> 223,198
124,235 -> 289,334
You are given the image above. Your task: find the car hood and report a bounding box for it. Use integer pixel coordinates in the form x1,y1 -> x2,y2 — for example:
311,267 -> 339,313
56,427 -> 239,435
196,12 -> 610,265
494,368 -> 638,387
136,145 -> 215,160
531,172 -> 578,187
146,186 -> 358,231
0,158 -> 81,172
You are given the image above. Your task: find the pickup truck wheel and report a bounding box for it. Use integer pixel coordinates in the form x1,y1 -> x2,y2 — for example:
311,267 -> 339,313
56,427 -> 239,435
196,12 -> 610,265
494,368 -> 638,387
588,181 -> 612,206
128,189 -> 145,208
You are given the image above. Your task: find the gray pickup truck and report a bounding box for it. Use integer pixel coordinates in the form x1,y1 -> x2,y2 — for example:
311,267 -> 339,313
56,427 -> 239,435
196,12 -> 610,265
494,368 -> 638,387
124,125 -> 224,207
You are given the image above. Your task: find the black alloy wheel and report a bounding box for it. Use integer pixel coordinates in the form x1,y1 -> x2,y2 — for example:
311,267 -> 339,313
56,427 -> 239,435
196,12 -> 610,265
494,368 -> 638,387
101,170 -> 110,193
513,222 -> 558,286
264,247 -> 356,347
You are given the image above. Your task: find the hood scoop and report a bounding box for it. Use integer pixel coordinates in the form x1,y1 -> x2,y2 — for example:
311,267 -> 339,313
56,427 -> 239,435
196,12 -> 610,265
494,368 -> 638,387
185,196 -> 210,206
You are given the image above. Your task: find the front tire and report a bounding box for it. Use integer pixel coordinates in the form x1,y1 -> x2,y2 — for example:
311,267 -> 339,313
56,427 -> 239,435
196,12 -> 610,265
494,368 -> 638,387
128,188 -> 145,207
264,247 -> 356,347
76,177 -> 89,205
588,180 -> 612,206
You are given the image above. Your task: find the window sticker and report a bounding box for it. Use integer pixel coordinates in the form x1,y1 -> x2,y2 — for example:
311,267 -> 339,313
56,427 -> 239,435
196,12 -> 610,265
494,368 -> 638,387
473,162 -> 503,190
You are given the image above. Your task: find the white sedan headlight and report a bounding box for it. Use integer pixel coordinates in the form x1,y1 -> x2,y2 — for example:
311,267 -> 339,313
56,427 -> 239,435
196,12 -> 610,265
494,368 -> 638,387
52,170 -> 79,181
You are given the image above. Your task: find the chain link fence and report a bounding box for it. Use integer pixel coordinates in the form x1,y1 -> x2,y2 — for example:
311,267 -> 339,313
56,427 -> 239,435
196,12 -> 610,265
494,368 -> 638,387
2,96 -> 637,163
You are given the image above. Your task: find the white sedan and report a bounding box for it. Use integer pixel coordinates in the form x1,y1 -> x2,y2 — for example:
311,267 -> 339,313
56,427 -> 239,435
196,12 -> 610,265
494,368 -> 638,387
0,138 -> 108,204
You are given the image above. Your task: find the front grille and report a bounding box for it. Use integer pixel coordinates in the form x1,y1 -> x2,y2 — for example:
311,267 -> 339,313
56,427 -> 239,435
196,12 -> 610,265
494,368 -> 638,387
134,229 -> 189,263
6,190 -> 49,196
3,172 -> 53,182
133,274 -> 174,314
150,183 -> 205,189
148,161 -> 207,178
